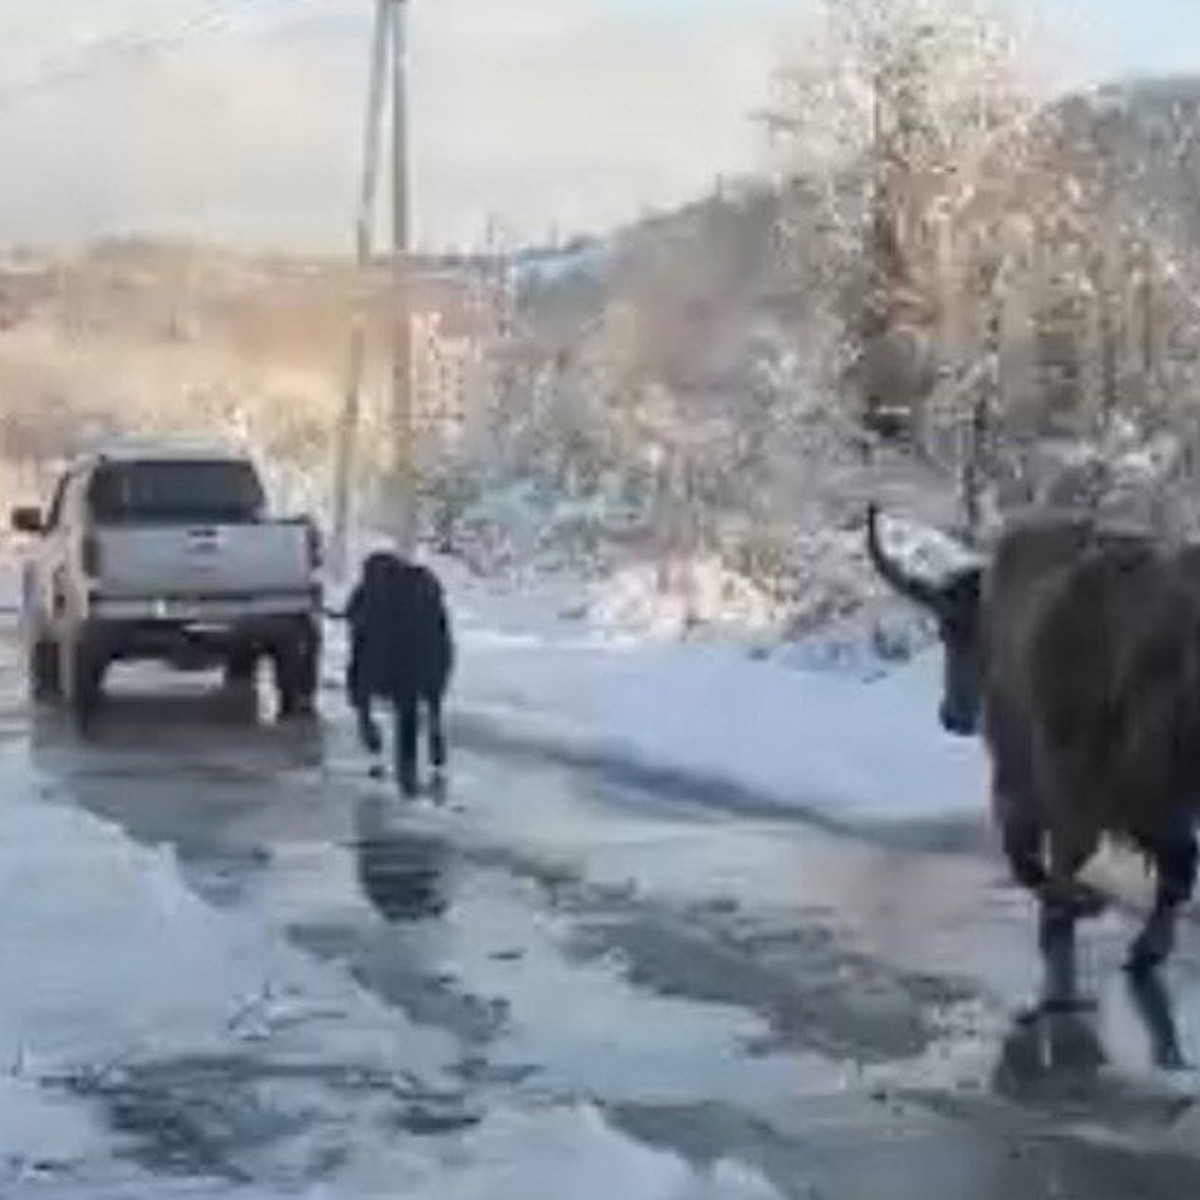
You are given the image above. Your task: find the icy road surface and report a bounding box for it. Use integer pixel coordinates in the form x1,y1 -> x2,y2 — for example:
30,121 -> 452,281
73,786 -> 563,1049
0,626 -> 1199,1196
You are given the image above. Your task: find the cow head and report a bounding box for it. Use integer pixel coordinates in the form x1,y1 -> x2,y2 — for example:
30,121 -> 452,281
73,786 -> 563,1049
866,505 -> 984,736
361,549 -> 406,590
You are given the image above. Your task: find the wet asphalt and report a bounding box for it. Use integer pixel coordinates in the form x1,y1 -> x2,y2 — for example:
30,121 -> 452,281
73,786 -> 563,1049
7,628 -> 1200,1198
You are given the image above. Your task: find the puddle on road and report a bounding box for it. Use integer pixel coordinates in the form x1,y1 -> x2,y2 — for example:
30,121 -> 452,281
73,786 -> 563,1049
53,1052 -> 483,1184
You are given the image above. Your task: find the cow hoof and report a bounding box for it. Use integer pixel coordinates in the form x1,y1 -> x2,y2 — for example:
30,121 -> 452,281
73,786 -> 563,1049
1015,996 -> 1098,1027
1126,914 -> 1176,977
1125,942 -> 1170,978
359,721 -> 384,757
278,706 -> 317,725
1071,885 -> 1109,919
1039,881 -> 1108,920
1125,951 -> 1163,979
1062,883 -> 1108,919
1034,994 -> 1098,1018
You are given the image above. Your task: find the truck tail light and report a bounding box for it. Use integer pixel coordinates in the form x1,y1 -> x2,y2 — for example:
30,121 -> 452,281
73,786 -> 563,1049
81,533 -> 102,578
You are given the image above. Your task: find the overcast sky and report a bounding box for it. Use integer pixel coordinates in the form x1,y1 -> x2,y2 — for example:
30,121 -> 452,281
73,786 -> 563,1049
0,0 -> 1195,252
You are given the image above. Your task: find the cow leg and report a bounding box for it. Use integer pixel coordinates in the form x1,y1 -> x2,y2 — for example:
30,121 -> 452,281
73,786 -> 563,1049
354,698 -> 385,779
990,742 -> 1047,892
1036,826 -> 1102,1012
1125,969 -> 1187,1069
393,696 -> 420,797
425,689 -> 447,773
1126,823 -> 1197,977
1041,823 -> 1106,916
355,699 -> 383,756
1000,813 -> 1047,891
1036,900 -> 1086,1012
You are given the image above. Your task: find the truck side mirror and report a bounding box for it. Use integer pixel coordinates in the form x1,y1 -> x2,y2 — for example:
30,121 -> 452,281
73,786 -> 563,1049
11,506 -> 42,535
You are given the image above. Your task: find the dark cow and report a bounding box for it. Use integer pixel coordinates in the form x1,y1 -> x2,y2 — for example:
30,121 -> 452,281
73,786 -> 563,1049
346,551 -> 455,795
866,505 -> 1200,1008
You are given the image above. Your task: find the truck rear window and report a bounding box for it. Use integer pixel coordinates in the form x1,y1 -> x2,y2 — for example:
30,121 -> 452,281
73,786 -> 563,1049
87,460 -> 265,525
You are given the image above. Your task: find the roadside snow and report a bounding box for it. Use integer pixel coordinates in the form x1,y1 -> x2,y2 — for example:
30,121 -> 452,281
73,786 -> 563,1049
589,557 -> 779,641
455,633 -> 985,828
439,557 -> 988,830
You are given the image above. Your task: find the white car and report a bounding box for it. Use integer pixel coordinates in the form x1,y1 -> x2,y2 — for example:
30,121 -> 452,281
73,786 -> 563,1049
13,440 -> 323,726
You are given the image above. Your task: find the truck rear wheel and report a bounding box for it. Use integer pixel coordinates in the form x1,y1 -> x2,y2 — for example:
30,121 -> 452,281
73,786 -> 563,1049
62,633 -> 106,732
274,623 -> 319,719
30,637 -> 61,702
224,648 -> 258,688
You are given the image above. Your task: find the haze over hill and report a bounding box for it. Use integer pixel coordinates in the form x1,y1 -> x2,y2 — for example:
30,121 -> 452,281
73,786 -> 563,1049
4,65 -> 1200,464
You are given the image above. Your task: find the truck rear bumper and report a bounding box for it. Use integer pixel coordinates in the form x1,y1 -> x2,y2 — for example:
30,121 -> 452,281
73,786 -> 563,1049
81,609 -> 319,669
90,590 -> 320,624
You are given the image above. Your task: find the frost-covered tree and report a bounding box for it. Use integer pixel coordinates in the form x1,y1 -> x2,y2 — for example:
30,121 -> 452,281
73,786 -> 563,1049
764,0 -> 1037,441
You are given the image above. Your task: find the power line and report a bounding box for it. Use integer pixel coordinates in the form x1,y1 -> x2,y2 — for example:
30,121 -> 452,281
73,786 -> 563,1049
0,11 -> 228,109
0,0 -> 313,115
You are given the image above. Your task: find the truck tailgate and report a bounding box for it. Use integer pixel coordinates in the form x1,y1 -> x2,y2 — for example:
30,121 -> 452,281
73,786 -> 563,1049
95,523 -> 312,600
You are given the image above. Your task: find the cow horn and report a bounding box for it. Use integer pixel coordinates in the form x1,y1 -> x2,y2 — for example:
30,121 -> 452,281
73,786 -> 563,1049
865,504 -> 946,613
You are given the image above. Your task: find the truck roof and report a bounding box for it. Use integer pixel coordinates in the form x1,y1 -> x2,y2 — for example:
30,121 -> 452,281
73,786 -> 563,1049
71,436 -> 252,466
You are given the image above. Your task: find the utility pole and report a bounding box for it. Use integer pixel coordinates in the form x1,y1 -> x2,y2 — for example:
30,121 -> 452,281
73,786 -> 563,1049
329,0 -> 416,577
388,0 -> 416,555
330,0 -> 389,578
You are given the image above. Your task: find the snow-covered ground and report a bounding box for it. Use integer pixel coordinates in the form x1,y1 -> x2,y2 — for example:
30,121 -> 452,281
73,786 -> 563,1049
456,634 -> 985,830
0,733 -> 783,1199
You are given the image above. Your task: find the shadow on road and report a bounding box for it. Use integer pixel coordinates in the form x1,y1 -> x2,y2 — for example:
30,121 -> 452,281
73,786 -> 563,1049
26,679 -> 455,930
25,679 -> 332,890
990,970 -> 1192,1125
29,676 -> 328,768
354,795 -> 451,923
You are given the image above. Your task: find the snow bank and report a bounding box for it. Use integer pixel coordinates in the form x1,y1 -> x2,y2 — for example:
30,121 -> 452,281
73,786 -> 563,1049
872,508 -> 982,584
0,795 -> 435,1074
589,557 -> 779,641
454,613 -> 987,829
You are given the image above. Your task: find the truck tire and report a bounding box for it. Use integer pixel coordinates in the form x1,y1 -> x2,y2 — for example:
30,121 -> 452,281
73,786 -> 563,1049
30,637 -> 62,702
274,623 -> 319,719
224,648 -> 258,689
62,631 -> 106,732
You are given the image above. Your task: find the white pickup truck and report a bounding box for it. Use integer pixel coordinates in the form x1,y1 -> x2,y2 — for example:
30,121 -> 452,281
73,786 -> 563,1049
12,441 -> 323,726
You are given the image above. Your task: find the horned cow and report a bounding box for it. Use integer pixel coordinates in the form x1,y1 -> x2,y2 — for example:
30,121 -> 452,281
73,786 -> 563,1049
866,505 -> 1200,1009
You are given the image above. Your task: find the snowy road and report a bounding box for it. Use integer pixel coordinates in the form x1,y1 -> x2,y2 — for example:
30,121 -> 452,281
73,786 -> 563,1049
5,624 -> 1200,1196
